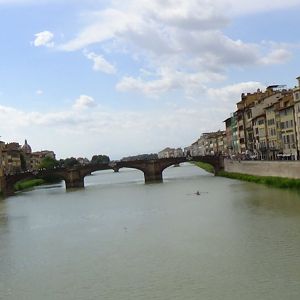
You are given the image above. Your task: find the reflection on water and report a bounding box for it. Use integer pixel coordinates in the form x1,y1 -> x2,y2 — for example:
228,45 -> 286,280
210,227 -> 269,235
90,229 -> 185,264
1,163 -> 300,300
234,182 -> 300,216
0,213 -> 8,225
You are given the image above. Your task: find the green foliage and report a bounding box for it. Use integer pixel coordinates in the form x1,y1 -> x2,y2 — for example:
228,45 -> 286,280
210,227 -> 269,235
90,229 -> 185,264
20,153 -> 27,171
121,153 -> 158,161
218,171 -> 300,189
91,155 -> 110,164
39,156 -> 59,170
193,161 -> 214,174
14,179 -> 45,191
60,157 -> 78,168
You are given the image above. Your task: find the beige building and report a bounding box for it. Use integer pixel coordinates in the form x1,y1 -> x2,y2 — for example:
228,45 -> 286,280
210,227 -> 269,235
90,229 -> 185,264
279,92 -> 297,160
252,114 -> 268,159
187,131 -> 226,157
1,142 -> 22,175
0,141 -> 5,178
240,87 -> 282,145
236,86 -> 278,154
158,147 -> 183,158
265,102 -> 281,160
31,150 -> 56,170
293,76 -> 300,158
0,139 -> 57,174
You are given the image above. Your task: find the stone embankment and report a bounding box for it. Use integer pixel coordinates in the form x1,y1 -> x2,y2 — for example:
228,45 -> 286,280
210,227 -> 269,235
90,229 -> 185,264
224,159 -> 300,179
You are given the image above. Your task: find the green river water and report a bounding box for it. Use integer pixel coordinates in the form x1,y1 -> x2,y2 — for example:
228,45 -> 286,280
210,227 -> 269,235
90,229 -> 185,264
0,163 -> 300,299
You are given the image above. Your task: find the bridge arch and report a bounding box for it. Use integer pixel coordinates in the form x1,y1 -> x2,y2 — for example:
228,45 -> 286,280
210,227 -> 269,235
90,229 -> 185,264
2,168 -> 72,197
1,156 -> 224,197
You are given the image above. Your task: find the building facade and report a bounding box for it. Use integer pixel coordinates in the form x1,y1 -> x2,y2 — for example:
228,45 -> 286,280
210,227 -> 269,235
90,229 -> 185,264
158,147 -> 183,158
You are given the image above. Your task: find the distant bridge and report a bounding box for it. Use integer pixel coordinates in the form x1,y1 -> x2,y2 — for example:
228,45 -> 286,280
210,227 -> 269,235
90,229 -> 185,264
0,156 -> 224,197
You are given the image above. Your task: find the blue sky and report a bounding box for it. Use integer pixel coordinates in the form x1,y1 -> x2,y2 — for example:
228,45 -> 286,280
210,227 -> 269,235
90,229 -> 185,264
0,0 -> 300,159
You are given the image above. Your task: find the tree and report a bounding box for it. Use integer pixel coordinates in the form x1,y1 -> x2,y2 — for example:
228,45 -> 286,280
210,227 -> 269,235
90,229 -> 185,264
20,153 -> 27,171
62,157 -> 78,168
39,156 -> 59,169
91,155 -> 110,164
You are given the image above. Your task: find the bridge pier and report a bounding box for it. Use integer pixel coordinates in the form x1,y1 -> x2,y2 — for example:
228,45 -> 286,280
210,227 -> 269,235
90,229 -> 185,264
4,185 -> 15,197
143,162 -> 163,183
144,171 -> 163,183
65,170 -> 85,189
0,177 -> 15,197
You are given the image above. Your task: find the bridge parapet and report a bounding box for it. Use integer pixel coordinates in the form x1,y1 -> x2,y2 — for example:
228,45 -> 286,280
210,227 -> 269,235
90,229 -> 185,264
1,155 -> 224,197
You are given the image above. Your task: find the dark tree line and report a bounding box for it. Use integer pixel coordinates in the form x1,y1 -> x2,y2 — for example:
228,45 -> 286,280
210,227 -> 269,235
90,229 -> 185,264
121,153 -> 158,161
38,154 -> 110,170
91,155 -> 110,164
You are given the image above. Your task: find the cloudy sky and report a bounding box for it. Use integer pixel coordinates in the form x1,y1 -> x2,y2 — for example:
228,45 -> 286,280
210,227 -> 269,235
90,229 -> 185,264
0,0 -> 299,159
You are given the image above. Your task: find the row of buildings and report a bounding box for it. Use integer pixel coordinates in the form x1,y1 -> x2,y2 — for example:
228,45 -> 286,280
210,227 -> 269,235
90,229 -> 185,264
225,76 -> 300,160
184,76 -> 300,160
0,139 -> 56,176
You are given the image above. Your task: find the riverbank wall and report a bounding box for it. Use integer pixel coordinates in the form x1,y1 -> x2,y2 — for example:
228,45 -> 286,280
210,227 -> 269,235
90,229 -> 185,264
224,159 -> 300,179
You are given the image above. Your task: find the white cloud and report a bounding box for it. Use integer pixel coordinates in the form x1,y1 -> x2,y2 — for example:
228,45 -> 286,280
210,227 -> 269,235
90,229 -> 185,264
54,0 -> 294,98
59,8 -> 141,52
0,79 -> 264,158
206,81 -> 266,111
33,31 -> 54,48
260,48 -> 292,65
0,102 -> 213,158
73,94 -> 96,110
84,51 -> 116,74
117,68 -> 224,98
222,0 -> 300,15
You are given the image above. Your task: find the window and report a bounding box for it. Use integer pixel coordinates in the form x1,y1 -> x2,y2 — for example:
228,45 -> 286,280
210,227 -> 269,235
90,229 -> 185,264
271,128 -> 275,136
258,119 -> 264,125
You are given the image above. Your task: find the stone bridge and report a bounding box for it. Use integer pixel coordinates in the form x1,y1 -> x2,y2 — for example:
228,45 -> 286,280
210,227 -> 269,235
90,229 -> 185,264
0,156 -> 223,197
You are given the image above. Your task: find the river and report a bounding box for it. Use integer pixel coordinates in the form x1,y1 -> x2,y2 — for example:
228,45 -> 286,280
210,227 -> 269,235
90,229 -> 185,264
1,163 -> 300,300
